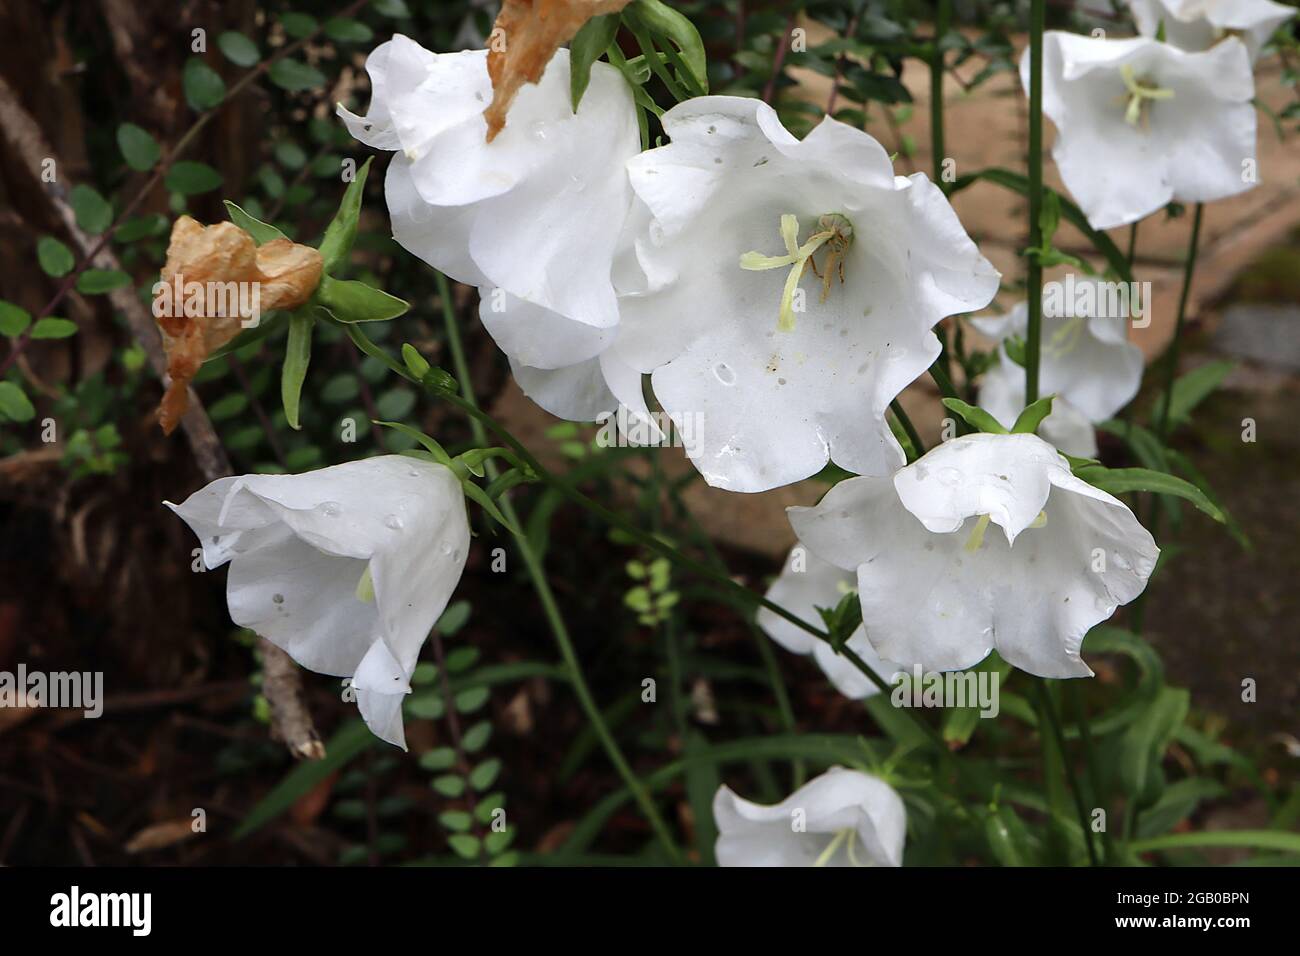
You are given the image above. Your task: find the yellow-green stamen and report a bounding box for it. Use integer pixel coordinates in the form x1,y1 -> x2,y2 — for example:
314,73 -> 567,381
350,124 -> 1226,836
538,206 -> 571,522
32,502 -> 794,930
964,513 -> 992,553
355,563 -> 376,603
1119,65 -> 1174,129
813,827 -> 853,867
1045,315 -> 1084,359
740,213 -> 854,332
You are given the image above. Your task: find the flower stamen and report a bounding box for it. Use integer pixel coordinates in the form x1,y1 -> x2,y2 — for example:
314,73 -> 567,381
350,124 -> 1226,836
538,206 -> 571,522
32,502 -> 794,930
355,563 -> 376,603
964,513 -> 992,553
1119,65 -> 1174,130
740,213 -> 854,332
813,827 -> 853,867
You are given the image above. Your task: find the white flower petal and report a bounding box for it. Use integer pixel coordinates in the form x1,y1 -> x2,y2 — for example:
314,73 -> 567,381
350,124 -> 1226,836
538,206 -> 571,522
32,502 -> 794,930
714,767 -> 906,867
1131,0 -> 1296,61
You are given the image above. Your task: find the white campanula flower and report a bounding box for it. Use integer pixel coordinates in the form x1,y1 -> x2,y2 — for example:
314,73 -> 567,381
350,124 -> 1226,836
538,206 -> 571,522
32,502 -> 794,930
340,37 -> 655,430
789,433 -> 1158,678
619,97 -> 1000,493
166,456 -> 470,749
973,276 -> 1145,456
1027,32 -> 1256,230
1131,0 -> 1296,62
758,547 -> 906,699
714,767 -> 906,867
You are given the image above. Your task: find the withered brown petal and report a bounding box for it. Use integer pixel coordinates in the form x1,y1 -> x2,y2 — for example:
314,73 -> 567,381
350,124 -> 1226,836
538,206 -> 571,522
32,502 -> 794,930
154,216 -> 323,434
484,0 -> 632,142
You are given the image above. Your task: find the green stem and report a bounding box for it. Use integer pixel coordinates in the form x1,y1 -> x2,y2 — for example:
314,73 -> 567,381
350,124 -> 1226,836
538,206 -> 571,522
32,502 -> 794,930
1125,221 -> 1139,269
890,399 -> 925,462
931,0 -> 951,191
434,273 -> 682,863
1034,679 -> 1099,866
1025,0 -> 1045,405
1068,682 -> 1108,864
1155,203 -> 1204,441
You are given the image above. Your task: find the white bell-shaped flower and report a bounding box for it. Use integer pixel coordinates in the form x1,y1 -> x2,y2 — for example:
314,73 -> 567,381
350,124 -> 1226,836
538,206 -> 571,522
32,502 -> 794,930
789,433 -> 1159,678
166,456 -> 470,749
1131,0 -> 1296,62
1027,32 -> 1256,229
619,96 -> 999,492
714,766 -> 906,866
973,275 -> 1145,456
758,547 -> 906,699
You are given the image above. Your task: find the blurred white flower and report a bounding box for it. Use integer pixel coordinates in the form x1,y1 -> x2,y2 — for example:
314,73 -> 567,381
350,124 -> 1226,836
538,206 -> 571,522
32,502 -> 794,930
340,37 -> 652,431
167,456 -> 470,749
758,547 -> 906,698
1131,0 -> 1296,62
620,96 -> 999,492
789,433 -> 1158,678
1027,32 -> 1256,229
973,277 -> 1146,456
714,766 -> 906,866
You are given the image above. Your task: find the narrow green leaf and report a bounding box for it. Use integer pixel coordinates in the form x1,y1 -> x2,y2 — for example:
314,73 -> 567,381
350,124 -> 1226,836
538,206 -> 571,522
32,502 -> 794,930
1118,686 -> 1189,798
941,397 -> 1008,434
318,157 -> 372,273
570,13 -> 622,110
373,420 -> 453,465
281,310 -> 314,429
1154,359 -> 1235,428
116,123 -> 161,171
223,200 -> 287,244
625,0 -> 709,94
1073,464 -> 1227,523
1011,394 -> 1055,434
1128,830 -> 1300,856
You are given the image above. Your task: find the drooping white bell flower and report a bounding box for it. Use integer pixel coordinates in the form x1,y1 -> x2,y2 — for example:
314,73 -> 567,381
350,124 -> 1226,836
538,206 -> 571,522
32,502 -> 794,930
788,433 -> 1159,678
619,96 -> 1000,493
972,276 -> 1145,456
758,547 -> 906,699
1027,32 -> 1256,230
340,36 -> 638,329
166,456 -> 470,749
1130,0 -> 1296,63
714,766 -> 906,867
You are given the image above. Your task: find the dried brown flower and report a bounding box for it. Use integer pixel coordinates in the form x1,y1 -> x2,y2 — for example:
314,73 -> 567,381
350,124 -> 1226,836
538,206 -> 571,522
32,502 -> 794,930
154,216 -> 322,434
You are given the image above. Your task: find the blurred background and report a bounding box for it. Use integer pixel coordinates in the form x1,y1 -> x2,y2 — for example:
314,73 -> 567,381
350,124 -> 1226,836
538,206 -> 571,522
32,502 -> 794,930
0,0 -> 1296,865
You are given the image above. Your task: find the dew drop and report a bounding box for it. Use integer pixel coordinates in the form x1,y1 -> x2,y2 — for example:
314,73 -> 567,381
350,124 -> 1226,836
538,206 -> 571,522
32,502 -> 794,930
713,363 -> 737,386
318,501 -> 341,517
384,514 -> 404,531
530,120 -> 548,140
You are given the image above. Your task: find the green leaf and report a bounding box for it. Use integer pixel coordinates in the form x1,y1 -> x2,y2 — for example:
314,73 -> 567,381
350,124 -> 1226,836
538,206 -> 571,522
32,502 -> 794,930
281,310 -> 314,429
1137,778 -> 1226,839
374,0 -> 411,16
437,601 -> 471,637
373,420 -> 453,465
1118,686 -> 1189,799
274,141 -> 307,169
166,161 -> 223,195
438,810 -> 473,832
461,721 -> 492,752
469,758 -> 502,791
36,237 -> 75,277
75,270 -> 131,294
419,747 -> 457,771
269,58 -> 327,92
325,17 -> 373,42
223,200 -> 286,244
1011,394 -> 1055,434
30,317 -> 78,339
0,301 -> 32,337
183,57 -> 226,110
217,31 -> 261,67
431,774 -> 465,798
941,397 -> 1008,434
116,123 -> 161,172
401,343 -> 430,379
0,382 -> 36,422
1127,830 -> 1300,856
1072,464 -> 1227,523
315,275 -> 408,324
234,719 -> 376,839
1153,359 -> 1235,428
625,0 -> 709,94
318,157 -> 372,273
445,647 -> 480,673
279,12 -> 318,38
447,834 -> 480,860
455,686 -> 489,714
570,13 -> 622,110
71,185 -> 113,234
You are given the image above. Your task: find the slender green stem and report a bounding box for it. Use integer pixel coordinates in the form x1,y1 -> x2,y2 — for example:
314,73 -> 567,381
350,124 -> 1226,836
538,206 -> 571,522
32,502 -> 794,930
931,0 -> 951,191
1155,203 -> 1204,441
1034,680 -> 1099,866
1125,222 -> 1139,269
890,399 -> 925,462
929,358 -> 960,402
1068,682 -> 1108,864
1024,0 -> 1045,405
434,273 -> 682,862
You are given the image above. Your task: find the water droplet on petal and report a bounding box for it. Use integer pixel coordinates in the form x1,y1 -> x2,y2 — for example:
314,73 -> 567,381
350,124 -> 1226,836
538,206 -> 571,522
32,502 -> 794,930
384,514 -> 404,531
713,363 -> 737,386
318,501 -> 341,517
531,120 -> 547,140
